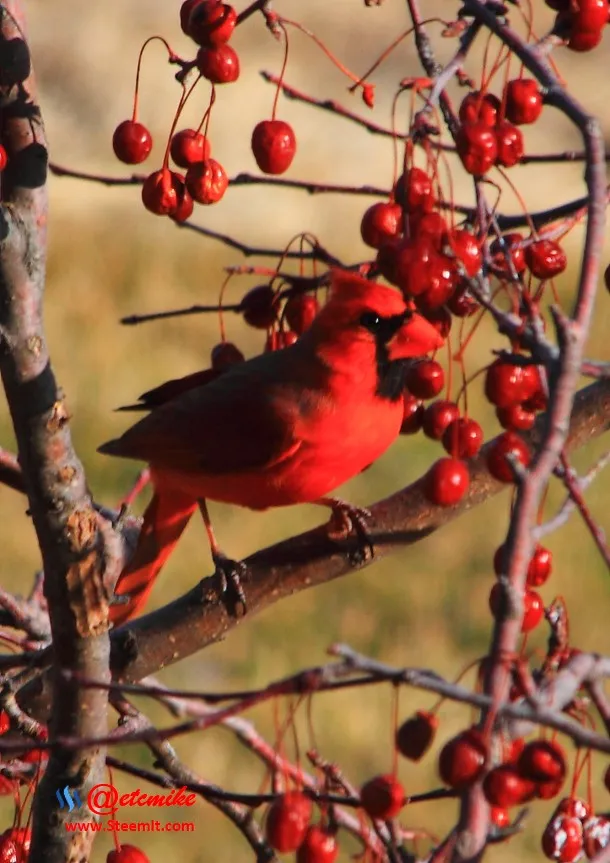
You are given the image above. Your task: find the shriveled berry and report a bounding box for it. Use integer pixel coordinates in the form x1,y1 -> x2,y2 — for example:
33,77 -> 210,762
456,122 -> 498,175
396,711 -> 438,761
296,825 -> 339,863
141,169 -> 179,216
542,815 -> 584,862
113,120 -> 152,164
360,774 -> 404,820
442,418 -> 483,458
240,285 -> 278,329
251,120 -> 296,175
486,431 -> 531,482
196,43 -> 240,84
490,233 -> 526,276
525,239 -> 567,279
266,791 -> 312,852
422,400 -> 460,440
188,0 -> 237,45
583,815 -> 610,858
185,158 -> 228,204
360,202 -> 402,249
505,78 -> 543,125
170,128 -> 210,168
483,765 -> 536,807
439,728 -> 487,790
406,359 -> 444,400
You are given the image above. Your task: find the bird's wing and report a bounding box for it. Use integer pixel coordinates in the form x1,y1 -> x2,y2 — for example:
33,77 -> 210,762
98,356 -> 306,474
116,369 -> 221,412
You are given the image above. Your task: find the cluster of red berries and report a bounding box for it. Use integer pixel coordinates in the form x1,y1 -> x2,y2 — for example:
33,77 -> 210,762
547,0 -> 610,51
0,827 -> 31,863
456,78 -> 543,175
265,792 -> 338,862
112,0 -> 298,219
543,799 -> 610,861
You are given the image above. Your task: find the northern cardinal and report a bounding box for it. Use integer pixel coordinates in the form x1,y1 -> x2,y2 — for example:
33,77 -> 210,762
99,270 -> 443,625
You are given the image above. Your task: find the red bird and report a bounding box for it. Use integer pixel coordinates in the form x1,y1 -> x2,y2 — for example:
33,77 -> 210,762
99,270 -> 443,625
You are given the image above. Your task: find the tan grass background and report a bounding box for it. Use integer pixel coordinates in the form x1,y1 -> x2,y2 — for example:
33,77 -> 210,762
0,1 -> 609,860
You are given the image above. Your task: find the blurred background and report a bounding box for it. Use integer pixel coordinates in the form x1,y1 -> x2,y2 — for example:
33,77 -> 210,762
0,0 -> 609,860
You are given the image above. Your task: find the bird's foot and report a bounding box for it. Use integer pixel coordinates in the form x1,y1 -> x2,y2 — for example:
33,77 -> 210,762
211,552 -> 248,616
325,498 -> 374,565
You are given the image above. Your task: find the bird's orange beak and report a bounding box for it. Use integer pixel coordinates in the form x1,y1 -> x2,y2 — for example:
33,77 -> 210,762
389,312 -> 444,359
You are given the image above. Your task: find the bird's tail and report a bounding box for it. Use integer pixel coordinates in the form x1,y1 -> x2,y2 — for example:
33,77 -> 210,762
109,489 -> 197,626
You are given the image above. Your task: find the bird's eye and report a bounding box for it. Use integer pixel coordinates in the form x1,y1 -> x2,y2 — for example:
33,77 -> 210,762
360,311 -> 382,332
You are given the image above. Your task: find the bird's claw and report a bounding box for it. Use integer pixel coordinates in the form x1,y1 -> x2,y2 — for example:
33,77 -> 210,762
212,553 -> 248,616
326,501 -> 374,565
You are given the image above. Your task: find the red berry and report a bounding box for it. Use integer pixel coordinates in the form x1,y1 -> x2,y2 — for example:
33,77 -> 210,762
442,418 -> 483,458
527,546 -> 553,586
141,169 -> 179,216
525,239 -> 567,279
458,91 -> 501,127
251,120 -> 296,175
107,844 -> 150,863
505,78 -> 543,125
537,778 -> 566,801
410,211 -> 448,245
360,774 -> 405,820
564,19 -> 604,51
285,294 -> 319,334
438,728 -> 488,790
411,253 -> 457,310
406,359 -> 444,400
447,284 -> 479,317
542,815 -> 584,862
554,797 -> 592,822
395,711 -> 438,761
196,43 -> 240,84
394,167 -> 435,212
0,712 -> 9,735
265,330 -> 298,352
483,765 -> 536,807
422,306 -> 452,339
0,828 -> 31,863
376,239 -> 401,286
485,360 -> 531,408
583,815 -> 610,858
490,806 -> 511,829
519,740 -> 566,783
185,158 -> 228,204
265,791 -> 312,852
490,233 -> 526,276
170,129 -> 210,168
446,228 -> 482,277
522,589 -> 544,632
0,145 -> 7,172
296,826 -> 339,863
169,174 -> 194,223
360,202 -> 402,249
400,393 -> 424,435
112,120 -> 152,164
496,404 -> 536,432
422,400 -> 460,440
181,0 -> 203,35
188,0 -> 237,45
495,121 -> 524,168
486,431 -> 531,482
211,341 -> 244,371
456,122 -> 498,175
240,285 -> 278,329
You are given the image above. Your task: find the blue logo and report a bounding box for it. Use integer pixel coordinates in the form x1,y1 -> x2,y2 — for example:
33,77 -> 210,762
56,786 -> 82,811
